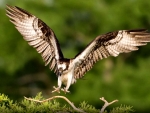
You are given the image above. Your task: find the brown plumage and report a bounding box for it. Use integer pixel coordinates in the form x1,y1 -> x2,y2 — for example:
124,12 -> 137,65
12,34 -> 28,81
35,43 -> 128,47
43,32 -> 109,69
73,29 -> 150,79
6,5 -> 150,93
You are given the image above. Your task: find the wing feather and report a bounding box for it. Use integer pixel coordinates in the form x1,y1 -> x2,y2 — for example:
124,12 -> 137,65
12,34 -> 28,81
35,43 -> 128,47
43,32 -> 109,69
73,29 -> 150,79
6,5 -> 64,73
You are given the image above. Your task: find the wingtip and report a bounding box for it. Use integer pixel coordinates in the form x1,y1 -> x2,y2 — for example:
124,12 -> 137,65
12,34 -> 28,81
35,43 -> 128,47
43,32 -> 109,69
6,4 -> 10,11
5,4 -> 14,12
6,4 -> 17,8
5,5 -> 12,18
6,5 -> 21,13
6,4 -> 14,10
6,4 -> 10,8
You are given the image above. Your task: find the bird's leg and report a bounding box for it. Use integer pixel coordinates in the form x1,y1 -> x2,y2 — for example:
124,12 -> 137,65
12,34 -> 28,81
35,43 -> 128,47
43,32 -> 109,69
61,75 -> 72,94
51,77 -> 62,93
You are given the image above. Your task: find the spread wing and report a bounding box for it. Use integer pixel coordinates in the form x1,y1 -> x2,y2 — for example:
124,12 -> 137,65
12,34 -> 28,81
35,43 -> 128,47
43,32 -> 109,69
6,5 -> 64,74
73,29 -> 150,79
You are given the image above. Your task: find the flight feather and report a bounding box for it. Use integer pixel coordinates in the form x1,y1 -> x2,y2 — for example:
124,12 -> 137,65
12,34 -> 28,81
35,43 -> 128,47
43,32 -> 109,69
73,29 -> 150,79
6,5 -> 64,73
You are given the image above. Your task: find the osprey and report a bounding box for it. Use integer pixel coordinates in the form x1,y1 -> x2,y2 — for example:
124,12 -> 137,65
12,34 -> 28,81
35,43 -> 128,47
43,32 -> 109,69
6,5 -> 150,93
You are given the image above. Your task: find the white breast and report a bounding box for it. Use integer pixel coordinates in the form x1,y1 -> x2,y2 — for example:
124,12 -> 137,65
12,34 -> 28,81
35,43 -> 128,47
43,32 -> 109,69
59,70 -> 76,86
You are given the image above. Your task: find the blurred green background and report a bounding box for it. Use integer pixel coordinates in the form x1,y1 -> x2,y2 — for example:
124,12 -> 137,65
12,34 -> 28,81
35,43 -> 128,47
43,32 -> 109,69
0,0 -> 150,112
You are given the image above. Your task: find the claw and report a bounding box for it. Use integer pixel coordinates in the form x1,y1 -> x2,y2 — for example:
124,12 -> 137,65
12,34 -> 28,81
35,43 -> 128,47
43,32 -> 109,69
61,87 -> 70,94
51,86 -> 60,93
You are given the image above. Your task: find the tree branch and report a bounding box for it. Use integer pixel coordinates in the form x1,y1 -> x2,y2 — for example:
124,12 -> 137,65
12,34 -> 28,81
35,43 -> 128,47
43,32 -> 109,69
24,95 -> 85,113
100,97 -> 118,113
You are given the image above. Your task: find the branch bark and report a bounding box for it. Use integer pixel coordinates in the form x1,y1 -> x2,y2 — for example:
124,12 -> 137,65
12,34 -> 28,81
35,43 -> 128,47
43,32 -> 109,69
100,97 -> 118,113
24,95 -> 85,113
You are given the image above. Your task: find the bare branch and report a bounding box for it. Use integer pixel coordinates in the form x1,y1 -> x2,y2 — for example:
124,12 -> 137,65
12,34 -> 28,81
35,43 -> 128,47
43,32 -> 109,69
24,96 -> 85,113
100,97 -> 118,113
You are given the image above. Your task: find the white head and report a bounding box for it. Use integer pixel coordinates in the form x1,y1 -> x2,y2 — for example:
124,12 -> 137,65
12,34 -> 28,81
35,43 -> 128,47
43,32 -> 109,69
57,59 -> 70,76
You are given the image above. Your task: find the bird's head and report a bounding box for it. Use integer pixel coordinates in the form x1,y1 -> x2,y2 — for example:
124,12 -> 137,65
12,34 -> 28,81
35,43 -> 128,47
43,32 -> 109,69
57,59 -> 69,76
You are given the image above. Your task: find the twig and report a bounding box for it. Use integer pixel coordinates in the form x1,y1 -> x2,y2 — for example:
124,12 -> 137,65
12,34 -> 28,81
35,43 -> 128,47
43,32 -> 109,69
24,96 -> 85,113
100,97 -> 118,113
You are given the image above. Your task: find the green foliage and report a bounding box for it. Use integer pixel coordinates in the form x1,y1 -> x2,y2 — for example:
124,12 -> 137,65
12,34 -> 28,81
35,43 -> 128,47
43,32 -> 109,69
0,93 -> 23,113
79,101 -> 99,112
0,93 -> 134,113
110,105 -> 135,113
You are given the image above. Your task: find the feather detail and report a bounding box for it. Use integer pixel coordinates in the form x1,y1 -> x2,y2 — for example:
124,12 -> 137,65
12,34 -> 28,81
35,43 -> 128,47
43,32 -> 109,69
73,29 -> 150,79
6,5 -> 64,74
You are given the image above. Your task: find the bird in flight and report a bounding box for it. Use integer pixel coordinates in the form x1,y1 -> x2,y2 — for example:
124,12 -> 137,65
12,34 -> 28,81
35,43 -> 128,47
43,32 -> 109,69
6,5 -> 150,93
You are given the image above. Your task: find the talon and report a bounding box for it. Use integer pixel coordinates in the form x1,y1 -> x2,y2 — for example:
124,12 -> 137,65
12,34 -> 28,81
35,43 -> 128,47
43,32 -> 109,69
61,87 -> 70,94
51,86 -> 60,93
